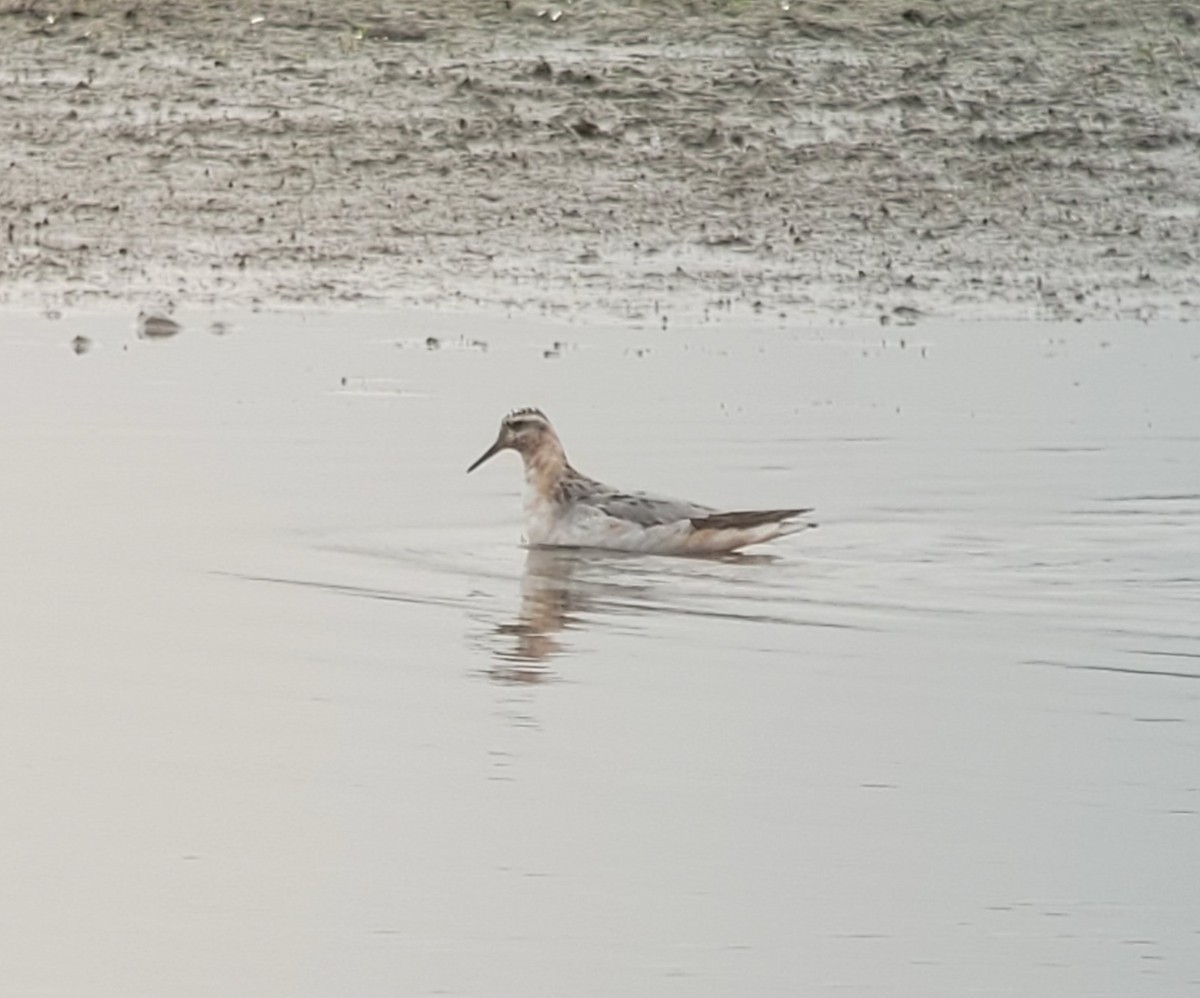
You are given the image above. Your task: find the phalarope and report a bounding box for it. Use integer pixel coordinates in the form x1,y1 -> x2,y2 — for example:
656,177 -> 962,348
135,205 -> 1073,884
468,408 -> 815,555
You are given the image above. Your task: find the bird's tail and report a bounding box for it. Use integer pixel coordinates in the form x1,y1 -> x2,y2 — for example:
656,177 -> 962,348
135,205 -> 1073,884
689,508 -> 814,531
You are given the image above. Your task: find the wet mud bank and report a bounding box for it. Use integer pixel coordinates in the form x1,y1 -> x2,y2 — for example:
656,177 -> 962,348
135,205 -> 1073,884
2,0 -> 1198,322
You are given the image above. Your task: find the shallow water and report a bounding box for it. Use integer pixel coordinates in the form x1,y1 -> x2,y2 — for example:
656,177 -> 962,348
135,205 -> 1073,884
2,309 -> 1198,996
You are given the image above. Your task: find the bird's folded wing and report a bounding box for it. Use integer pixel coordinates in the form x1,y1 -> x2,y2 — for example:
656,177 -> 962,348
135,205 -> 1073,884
583,489 -> 715,527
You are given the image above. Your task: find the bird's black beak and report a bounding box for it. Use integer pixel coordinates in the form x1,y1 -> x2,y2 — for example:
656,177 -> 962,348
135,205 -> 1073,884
467,436 -> 505,473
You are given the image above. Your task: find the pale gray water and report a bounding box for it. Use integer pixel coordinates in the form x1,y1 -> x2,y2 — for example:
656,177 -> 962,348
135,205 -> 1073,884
1,309 -> 1198,996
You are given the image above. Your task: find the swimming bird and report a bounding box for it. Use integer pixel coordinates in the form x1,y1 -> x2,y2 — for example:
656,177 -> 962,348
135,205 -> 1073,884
467,408 -> 815,555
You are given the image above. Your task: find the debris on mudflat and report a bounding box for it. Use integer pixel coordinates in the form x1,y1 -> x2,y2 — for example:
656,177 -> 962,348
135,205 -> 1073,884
137,311 -> 182,339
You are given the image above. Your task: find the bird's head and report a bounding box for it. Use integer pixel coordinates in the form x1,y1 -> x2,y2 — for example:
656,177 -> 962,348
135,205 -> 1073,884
467,407 -> 558,472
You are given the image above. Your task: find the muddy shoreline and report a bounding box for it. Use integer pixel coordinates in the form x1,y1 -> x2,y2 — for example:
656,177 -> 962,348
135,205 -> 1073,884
2,0 -> 1198,322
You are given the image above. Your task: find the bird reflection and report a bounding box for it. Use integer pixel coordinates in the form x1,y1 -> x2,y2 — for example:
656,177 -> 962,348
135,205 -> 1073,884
489,547 -> 591,680
485,546 -> 777,682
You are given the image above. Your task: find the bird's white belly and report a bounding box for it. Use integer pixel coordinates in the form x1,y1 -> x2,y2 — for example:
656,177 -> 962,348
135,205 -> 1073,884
523,492 -> 613,547
523,490 -> 696,553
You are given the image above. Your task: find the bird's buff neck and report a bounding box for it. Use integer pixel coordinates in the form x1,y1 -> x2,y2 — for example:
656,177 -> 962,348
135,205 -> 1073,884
522,434 -> 570,498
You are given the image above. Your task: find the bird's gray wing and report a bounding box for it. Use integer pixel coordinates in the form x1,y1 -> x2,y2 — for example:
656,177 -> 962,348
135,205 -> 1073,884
562,477 -> 715,527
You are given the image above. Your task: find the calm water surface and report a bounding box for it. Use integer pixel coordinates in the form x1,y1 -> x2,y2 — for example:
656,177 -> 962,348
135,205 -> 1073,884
1,309 -> 1197,997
